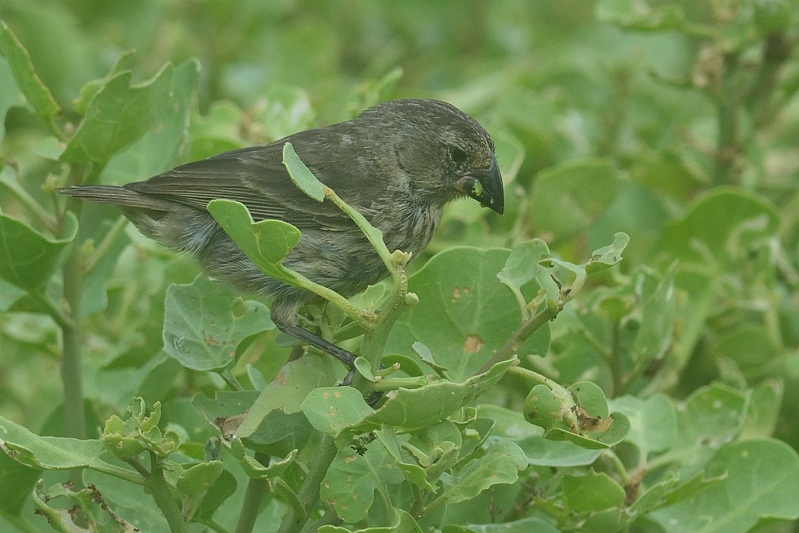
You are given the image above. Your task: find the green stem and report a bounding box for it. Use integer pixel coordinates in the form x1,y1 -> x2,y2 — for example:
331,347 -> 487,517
61,241 -> 87,446
82,215 -> 128,275
220,368 -> 245,391
714,51 -> 741,185
147,452 -> 189,533
277,435 -> 338,533
476,298 -> 562,375
0,177 -> 58,232
234,453 -> 270,533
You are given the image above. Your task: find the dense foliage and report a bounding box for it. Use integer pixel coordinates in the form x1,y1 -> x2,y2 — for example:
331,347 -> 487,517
1,1 -> 799,532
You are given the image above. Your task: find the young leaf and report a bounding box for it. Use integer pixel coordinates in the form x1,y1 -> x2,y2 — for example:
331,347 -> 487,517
282,141 -> 325,202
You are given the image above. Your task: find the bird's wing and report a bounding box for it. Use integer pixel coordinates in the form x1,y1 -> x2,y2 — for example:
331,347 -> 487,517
125,129 -> 378,230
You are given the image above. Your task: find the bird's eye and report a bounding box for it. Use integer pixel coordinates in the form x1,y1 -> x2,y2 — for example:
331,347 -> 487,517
450,146 -> 468,164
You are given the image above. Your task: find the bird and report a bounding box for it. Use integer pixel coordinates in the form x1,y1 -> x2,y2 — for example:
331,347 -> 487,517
61,98 -> 504,367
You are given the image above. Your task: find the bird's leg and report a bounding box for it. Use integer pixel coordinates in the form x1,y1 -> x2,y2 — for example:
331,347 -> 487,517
277,324 -> 357,369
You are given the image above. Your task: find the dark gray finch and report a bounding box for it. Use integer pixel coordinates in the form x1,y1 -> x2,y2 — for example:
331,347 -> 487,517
61,99 -> 504,366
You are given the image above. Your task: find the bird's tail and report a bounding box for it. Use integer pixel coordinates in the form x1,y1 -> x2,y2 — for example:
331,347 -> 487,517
60,185 -> 172,211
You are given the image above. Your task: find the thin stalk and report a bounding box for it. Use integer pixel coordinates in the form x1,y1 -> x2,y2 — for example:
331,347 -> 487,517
234,453 -> 270,533
714,52 -> 741,185
0,177 -> 58,232
82,215 -> 128,275
146,452 -> 189,533
277,435 -> 338,533
477,298 -> 562,375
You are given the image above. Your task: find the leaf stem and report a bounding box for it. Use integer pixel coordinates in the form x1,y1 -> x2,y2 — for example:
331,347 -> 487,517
277,435 -> 338,533
146,451 -> 189,533
477,297 -> 563,374
82,215 -> 128,275
234,452 -> 270,533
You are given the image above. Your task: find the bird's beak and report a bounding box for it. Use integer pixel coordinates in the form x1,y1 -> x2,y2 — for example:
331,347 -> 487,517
454,154 -> 504,214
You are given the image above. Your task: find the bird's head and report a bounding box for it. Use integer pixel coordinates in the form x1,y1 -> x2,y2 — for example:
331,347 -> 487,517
359,99 -> 504,214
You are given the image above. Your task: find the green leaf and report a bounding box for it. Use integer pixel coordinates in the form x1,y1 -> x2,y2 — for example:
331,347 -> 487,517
163,275 -> 274,371
207,198 -> 303,284
0,450 -> 41,515
321,444 -> 404,523
629,265 -> 676,366
584,232 -> 629,273
672,383 -> 749,478
595,0 -> 686,31
301,387 -> 374,436
101,58 -> 200,184
530,158 -> 621,243
657,188 -> 779,271
439,441 -> 527,504
61,60 -> 198,165
497,239 -> 550,303
0,211 -> 77,291
0,415 -> 110,471
175,461 -> 224,497
0,56 -> 26,143
347,358 -> 516,435
386,248 -> 550,381
236,356 -> 339,439
652,439 -> 799,533
0,21 -> 60,120
283,141 -> 326,202
563,471 -> 626,512
609,394 -> 677,458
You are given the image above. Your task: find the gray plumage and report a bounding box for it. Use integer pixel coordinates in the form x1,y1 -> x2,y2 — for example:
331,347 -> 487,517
61,99 -> 503,330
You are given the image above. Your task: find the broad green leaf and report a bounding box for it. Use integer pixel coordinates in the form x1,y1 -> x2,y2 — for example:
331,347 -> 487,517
207,198 -> 303,284
0,450 -> 41,515
61,60 -> 196,165
530,158 -> 621,243
101,58 -> 200,184
0,277 -> 26,311
376,429 -> 438,491
610,394 -> 677,458
742,379 -> 783,439
672,383 -> 749,478
188,100 -> 246,160
301,387 -> 374,436
72,50 -> 136,115
497,239 -> 550,306
283,141 -> 325,201
563,471 -> 625,512
386,248 -> 550,381
321,444 -> 404,523
236,356 -> 339,439
656,188 -> 779,271
0,21 -> 60,120
440,441 -> 527,504
163,275 -> 274,371
0,415 -> 110,471
652,439 -> 799,533
0,211 -> 77,291
346,358 -> 516,435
